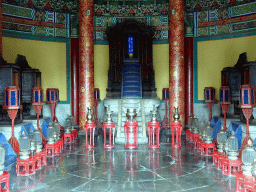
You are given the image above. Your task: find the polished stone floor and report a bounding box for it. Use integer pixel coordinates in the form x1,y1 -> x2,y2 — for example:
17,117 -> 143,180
7,133 -> 236,192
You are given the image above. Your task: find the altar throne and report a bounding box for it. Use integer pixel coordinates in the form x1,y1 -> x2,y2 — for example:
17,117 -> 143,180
104,19 -> 160,144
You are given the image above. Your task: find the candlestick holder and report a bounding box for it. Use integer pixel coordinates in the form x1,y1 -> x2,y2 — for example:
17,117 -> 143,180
204,87 -> 215,122
239,84 -> 255,157
3,86 -> 21,155
219,86 -> 231,131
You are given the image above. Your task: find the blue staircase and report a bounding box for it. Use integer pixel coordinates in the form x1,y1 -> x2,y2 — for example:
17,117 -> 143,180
122,60 -> 142,98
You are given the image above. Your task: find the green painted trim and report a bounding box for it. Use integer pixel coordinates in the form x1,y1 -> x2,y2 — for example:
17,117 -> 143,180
94,40 -> 109,45
99,101 -> 104,104
193,30 -> 256,104
3,31 -> 71,104
153,40 -> 168,44
3,31 -> 69,43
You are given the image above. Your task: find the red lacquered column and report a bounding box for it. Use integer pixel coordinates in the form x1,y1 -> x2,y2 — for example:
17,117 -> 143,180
79,0 -> 94,129
169,0 -> 185,127
185,37 -> 193,125
71,38 -> 79,125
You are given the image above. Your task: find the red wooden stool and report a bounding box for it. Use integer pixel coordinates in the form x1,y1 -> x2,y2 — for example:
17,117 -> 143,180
57,138 -> 63,152
192,133 -> 200,143
103,122 -> 115,148
64,132 -> 73,143
84,122 -> 96,148
217,154 -> 227,170
185,130 -> 191,141
0,171 -> 10,192
213,150 -> 219,166
201,142 -> 215,156
71,130 -> 78,141
33,153 -> 42,170
197,139 -> 203,152
189,132 -> 195,143
40,150 -> 47,166
148,122 -> 160,148
124,121 -> 139,149
194,137 -> 201,149
236,172 -> 256,192
45,143 -> 59,156
222,158 -> 242,176
16,158 -> 36,176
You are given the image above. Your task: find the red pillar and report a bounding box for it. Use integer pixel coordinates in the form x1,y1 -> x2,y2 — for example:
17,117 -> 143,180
169,0 -> 185,127
79,0 -> 94,129
185,37 -> 193,125
71,38 -> 79,125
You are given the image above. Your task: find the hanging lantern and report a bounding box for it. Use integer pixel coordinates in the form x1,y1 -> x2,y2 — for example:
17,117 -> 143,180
242,140 -> 256,176
103,106 -> 115,148
170,107 -> 182,148
227,131 -> 239,160
217,127 -> 227,153
84,107 -> 96,148
204,87 -> 215,121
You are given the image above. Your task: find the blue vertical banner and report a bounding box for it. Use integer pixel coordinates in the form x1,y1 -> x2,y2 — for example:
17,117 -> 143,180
128,36 -> 134,54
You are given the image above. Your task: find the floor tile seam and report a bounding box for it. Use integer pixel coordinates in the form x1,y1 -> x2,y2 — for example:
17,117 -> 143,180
70,172 -> 110,191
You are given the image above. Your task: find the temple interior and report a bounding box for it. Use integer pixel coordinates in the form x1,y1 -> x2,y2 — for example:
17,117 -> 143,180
1,0 -> 256,191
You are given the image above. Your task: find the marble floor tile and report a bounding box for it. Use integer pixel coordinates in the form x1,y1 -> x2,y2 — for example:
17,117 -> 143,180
5,134 -> 236,192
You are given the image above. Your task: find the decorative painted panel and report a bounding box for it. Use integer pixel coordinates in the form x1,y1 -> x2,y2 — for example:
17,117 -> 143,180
194,2 -> 256,37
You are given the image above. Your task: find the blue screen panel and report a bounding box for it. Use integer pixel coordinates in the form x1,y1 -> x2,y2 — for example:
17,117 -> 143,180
40,91 -> 43,102
206,90 -> 210,100
225,90 -> 229,102
5,91 -> 8,106
220,90 -> 223,102
51,91 -> 54,101
35,91 -> 39,102
11,91 -> 16,106
244,90 -> 249,104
